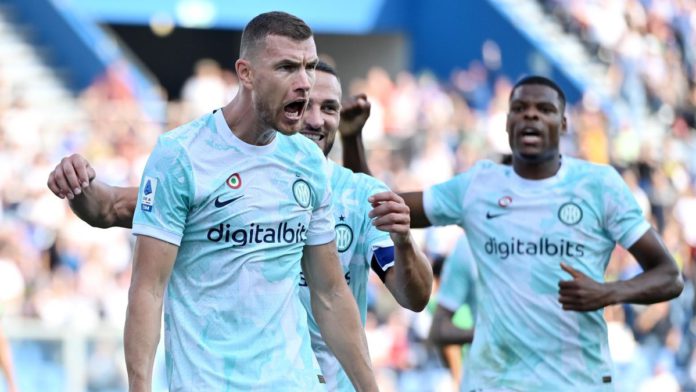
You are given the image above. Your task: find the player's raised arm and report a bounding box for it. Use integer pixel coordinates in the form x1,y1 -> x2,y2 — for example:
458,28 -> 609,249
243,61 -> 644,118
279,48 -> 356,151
339,93 -> 372,176
47,154 -> 137,228
368,191 -> 432,311
125,236 -> 177,391
301,241 -> 379,392
559,229 -> 683,311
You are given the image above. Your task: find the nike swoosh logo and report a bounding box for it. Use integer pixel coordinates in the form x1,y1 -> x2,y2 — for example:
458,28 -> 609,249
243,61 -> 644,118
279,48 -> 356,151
486,211 -> 507,219
214,195 -> 244,208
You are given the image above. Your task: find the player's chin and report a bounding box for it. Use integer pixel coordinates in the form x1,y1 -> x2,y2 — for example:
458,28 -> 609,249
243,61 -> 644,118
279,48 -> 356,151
275,121 -> 303,136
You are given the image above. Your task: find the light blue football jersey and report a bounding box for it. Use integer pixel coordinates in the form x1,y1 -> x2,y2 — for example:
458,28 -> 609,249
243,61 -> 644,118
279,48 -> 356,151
132,110 -> 335,391
439,233 -> 478,316
438,233 -> 478,383
298,160 -> 394,392
424,157 -> 650,392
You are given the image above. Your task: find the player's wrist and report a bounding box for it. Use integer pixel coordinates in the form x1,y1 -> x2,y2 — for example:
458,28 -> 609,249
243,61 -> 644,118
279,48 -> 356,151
339,129 -> 362,140
601,282 -> 621,306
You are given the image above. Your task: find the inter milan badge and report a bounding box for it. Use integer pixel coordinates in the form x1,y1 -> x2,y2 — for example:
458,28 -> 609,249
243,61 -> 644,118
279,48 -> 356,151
335,220 -> 353,253
292,179 -> 312,208
558,202 -> 583,226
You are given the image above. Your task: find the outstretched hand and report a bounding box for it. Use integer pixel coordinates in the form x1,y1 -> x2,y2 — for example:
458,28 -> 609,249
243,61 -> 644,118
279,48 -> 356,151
339,94 -> 371,138
558,262 -> 613,312
368,191 -> 411,246
47,154 -> 96,200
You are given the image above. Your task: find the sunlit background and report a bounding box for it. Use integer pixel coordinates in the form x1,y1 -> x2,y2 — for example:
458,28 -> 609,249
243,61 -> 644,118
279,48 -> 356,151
0,0 -> 695,391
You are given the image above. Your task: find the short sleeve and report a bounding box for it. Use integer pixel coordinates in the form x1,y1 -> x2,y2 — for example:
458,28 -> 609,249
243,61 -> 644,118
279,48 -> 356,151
304,158 -> 336,246
132,137 -> 194,246
423,165 -> 479,227
601,167 -> 651,249
438,234 -> 477,313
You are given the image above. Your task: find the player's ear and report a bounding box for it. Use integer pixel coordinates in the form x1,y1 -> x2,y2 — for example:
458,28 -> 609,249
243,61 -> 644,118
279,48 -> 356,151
236,59 -> 253,90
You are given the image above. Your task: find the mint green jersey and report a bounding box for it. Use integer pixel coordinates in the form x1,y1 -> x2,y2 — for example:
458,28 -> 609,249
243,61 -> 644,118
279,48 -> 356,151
299,160 -> 394,392
424,157 -> 650,392
439,233 -> 478,317
132,110 -> 335,391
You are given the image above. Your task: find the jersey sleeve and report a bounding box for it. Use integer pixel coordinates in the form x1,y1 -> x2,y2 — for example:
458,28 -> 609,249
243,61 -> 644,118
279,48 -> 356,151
601,166 -> 651,249
132,137 -> 194,246
305,157 -> 336,246
423,163 -> 480,226
363,177 -> 395,281
438,234 -> 477,312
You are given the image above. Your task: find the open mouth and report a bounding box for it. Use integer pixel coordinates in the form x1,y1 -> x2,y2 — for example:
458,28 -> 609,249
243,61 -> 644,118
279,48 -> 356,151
284,99 -> 307,121
519,127 -> 542,144
300,131 -> 325,142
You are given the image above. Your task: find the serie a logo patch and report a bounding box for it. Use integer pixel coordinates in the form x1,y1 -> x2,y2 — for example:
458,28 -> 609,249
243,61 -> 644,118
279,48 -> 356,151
141,176 -> 157,212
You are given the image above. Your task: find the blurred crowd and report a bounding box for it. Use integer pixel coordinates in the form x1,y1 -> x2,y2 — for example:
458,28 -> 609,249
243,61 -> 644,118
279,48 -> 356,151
1,2 -> 696,390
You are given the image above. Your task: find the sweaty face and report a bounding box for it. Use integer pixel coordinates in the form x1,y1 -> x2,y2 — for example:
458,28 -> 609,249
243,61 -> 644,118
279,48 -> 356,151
300,71 -> 342,156
251,35 -> 318,135
506,84 -> 567,164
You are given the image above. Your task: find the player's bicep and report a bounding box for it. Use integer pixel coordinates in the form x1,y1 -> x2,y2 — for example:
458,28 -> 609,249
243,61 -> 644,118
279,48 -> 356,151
627,228 -> 676,273
301,241 -> 344,294
400,192 -> 430,228
130,235 -> 178,295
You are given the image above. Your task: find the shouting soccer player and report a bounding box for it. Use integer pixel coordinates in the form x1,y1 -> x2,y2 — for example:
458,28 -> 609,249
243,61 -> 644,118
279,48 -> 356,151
50,12 -> 379,391
359,76 -> 683,391
48,58 -> 432,390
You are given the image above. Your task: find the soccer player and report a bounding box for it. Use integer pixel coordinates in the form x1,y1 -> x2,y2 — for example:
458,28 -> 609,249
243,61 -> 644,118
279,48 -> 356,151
362,76 -> 684,391
48,60 -> 433,392
51,12 -> 379,391
428,234 -> 477,386
298,61 -> 432,391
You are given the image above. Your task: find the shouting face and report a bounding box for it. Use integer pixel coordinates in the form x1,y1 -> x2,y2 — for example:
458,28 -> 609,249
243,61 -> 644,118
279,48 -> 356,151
506,84 -> 567,164
248,34 -> 319,135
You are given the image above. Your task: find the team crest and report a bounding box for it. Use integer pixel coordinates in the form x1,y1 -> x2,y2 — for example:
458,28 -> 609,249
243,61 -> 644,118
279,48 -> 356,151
292,179 -> 312,208
558,202 -> 583,226
335,223 -> 353,253
226,173 -> 242,189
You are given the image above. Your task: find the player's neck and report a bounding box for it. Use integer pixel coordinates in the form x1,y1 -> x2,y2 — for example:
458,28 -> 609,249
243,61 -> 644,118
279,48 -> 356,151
221,92 -> 276,146
512,154 -> 562,180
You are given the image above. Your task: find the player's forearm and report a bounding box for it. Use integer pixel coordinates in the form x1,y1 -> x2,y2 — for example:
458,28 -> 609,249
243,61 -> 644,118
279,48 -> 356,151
428,306 -> 473,345
69,181 -> 136,228
312,284 -> 378,392
340,134 -> 371,175
388,235 -> 433,311
124,287 -> 163,392
605,261 -> 683,305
